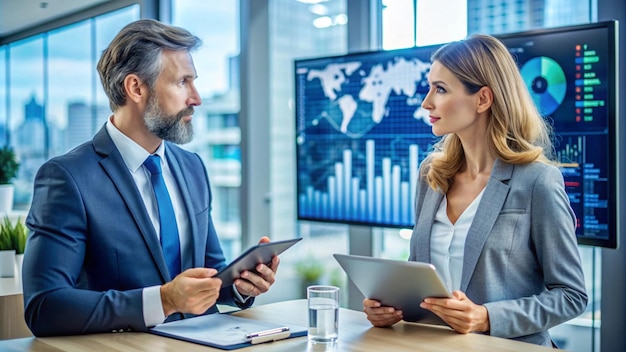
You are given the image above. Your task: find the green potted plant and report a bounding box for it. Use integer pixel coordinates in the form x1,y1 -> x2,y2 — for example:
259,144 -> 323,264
0,216 -> 16,277
11,216 -> 28,276
0,146 -> 20,213
295,254 -> 325,298
12,217 -> 28,255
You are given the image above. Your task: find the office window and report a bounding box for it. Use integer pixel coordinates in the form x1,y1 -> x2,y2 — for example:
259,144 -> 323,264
94,6 -> 140,116
270,0 -> 348,244
171,0 -> 242,262
171,0 -> 349,271
0,47 -> 6,146
267,0 -> 350,303
48,21 -> 93,154
9,35 -> 44,208
382,0 -> 467,50
0,5 -> 139,211
381,0 -> 414,50
415,0 -> 466,45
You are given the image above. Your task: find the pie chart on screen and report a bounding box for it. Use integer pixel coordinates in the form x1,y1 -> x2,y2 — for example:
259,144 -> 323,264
520,56 -> 567,116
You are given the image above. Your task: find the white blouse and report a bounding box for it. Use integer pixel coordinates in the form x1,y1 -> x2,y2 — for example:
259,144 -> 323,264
430,188 -> 485,292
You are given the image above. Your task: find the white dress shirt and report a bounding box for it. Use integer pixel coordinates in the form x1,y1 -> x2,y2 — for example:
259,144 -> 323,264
430,188 -> 485,292
105,118 -> 191,327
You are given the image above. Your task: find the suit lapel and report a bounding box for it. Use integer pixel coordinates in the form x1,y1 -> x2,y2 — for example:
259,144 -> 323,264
165,146 -> 205,268
460,159 -> 513,291
93,127 -> 169,282
415,190 -> 443,262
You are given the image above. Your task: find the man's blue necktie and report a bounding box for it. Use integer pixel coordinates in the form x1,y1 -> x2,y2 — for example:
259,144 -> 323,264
144,155 -> 181,279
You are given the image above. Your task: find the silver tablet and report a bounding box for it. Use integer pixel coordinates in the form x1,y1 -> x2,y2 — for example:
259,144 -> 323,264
333,253 -> 451,325
216,238 -> 302,287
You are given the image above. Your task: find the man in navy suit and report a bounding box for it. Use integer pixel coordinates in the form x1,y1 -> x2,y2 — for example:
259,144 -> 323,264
22,19 -> 279,337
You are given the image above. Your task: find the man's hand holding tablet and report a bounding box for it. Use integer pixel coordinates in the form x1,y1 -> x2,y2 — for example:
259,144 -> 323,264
216,238 -> 302,292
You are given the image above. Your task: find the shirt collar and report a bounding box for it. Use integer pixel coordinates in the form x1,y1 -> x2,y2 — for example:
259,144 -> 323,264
105,117 -> 166,173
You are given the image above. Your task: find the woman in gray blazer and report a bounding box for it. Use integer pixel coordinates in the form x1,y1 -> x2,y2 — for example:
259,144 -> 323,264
362,34 -> 587,347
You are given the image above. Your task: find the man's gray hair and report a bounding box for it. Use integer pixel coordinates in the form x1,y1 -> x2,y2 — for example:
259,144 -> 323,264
97,19 -> 201,111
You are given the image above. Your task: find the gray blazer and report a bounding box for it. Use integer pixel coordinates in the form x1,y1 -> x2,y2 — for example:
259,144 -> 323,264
409,158 -> 588,347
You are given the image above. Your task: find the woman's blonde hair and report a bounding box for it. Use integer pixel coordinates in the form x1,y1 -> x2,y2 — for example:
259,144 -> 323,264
425,34 -> 554,192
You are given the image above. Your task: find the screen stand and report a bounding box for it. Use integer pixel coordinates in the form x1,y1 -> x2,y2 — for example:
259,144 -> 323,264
347,225 -> 374,310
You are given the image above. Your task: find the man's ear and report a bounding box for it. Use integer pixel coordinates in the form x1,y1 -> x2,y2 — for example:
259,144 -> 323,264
476,86 -> 493,113
123,74 -> 147,104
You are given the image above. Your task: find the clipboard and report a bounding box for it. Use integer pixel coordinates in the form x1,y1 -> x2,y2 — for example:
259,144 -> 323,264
149,312 -> 307,350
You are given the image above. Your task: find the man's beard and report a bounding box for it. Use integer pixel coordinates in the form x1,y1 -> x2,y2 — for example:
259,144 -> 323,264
144,93 -> 194,144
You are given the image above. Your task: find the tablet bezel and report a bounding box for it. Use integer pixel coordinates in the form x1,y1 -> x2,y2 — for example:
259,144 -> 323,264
216,238 -> 302,287
333,253 -> 451,325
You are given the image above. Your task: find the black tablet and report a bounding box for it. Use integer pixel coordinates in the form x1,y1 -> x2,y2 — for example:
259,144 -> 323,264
216,238 -> 302,287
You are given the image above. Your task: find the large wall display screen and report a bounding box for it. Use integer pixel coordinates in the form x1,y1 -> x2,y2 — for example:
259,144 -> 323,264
497,21 -> 618,248
294,21 -> 618,248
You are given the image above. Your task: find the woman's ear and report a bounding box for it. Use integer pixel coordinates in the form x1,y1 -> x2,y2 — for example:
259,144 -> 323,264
123,74 -> 147,104
476,86 -> 493,113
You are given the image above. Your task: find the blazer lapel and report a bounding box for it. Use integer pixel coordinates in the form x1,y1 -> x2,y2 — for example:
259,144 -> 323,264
165,146 -> 206,269
460,159 -> 513,291
93,127 -> 170,282
415,189 -> 443,262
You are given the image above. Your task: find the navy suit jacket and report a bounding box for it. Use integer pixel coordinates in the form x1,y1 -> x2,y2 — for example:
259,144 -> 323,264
23,126 -> 251,336
409,159 -> 587,346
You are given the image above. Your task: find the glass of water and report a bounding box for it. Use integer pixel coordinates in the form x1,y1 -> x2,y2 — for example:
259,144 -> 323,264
307,285 -> 339,344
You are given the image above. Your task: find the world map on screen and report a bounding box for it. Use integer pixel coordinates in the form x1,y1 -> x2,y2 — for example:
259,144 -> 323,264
303,56 -> 433,138
295,49 -> 440,228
